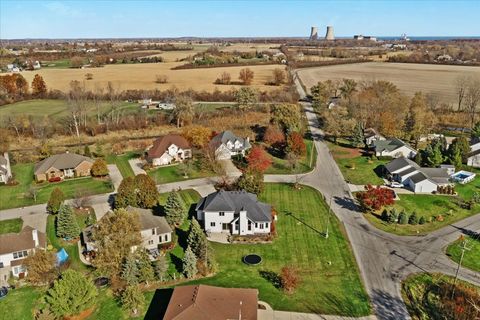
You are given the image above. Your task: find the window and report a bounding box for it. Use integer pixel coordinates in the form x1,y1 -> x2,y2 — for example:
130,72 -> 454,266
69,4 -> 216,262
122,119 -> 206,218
219,212 -> 225,217
148,240 -> 154,245
265,223 -> 269,229
151,228 -> 156,235
13,250 -> 28,259
0,262 -> 3,268
259,223 -> 264,229
255,223 -> 258,228
13,265 -> 26,275
164,234 -> 169,242
210,222 -> 216,227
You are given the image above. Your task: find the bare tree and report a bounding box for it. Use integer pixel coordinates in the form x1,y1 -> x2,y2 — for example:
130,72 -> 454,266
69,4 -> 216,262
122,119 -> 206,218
465,76 -> 480,128
456,75 -> 469,111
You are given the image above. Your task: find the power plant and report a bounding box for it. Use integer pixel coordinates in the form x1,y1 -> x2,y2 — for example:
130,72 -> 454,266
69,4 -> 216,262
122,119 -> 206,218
325,26 -> 334,40
309,26 -> 318,40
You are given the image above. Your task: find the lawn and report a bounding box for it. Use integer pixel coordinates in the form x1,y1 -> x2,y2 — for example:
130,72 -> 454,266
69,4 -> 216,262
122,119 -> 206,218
446,234 -> 480,272
0,286 -> 44,320
106,151 -> 140,179
0,218 -> 23,234
0,163 -> 114,210
147,159 -> 216,184
265,139 -> 317,174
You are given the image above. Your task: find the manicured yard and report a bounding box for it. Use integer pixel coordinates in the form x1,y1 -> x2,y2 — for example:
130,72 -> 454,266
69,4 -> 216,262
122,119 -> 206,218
106,151 -> 140,179
0,163 -> 113,210
446,235 -> 480,272
0,218 -> 23,234
147,159 -> 216,184
265,139 -> 317,174
0,286 -> 44,320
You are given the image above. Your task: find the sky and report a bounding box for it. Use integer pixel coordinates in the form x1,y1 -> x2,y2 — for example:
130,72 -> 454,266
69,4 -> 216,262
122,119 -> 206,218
1,0 -> 479,39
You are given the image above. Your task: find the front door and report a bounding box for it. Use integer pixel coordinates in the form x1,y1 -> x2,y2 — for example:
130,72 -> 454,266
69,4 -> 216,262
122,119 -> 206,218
222,223 -> 229,232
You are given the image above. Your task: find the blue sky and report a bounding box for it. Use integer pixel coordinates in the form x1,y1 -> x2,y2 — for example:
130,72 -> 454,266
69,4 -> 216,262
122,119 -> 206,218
1,0 -> 479,39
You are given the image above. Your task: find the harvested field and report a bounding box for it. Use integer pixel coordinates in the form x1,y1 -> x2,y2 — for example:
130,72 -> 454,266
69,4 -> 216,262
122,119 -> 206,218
298,62 -> 480,105
20,62 -> 286,92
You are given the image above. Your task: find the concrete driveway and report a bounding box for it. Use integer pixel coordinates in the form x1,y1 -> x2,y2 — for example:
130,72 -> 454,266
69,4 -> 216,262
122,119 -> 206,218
218,159 -> 242,178
107,164 -> 122,191
128,158 -> 146,176
21,213 -> 48,233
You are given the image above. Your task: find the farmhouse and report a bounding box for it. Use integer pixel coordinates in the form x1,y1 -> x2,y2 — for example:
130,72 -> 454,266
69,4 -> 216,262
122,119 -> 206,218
0,226 -> 47,285
146,134 -> 192,166
163,285 -> 258,320
373,138 -> 417,159
0,152 -> 12,184
209,130 -> 251,160
364,128 -> 385,147
196,190 -> 272,236
34,152 -> 94,182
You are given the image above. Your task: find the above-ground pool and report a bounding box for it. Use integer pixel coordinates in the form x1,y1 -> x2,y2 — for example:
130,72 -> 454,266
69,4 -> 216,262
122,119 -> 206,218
451,170 -> 476,184
243,254 -> 262,265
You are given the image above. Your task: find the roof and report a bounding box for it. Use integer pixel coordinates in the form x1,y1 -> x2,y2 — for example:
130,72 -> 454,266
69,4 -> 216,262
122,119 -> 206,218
196,190 -> 271,222
408,172 -> 429,184
34,153 -> 93,174
396,166 -> 418,177
0,155 -> 7,166
373,138 -> 412,153
125,206 -> 172,234
364,128 -> 383,139
209,131 -> 251,150
468,149 -> 480,158
147,134 -> 190,159
0,226 -> 47,255
419,168 -> 451,185
163,285 -> 258,320
384,157 -> 419,173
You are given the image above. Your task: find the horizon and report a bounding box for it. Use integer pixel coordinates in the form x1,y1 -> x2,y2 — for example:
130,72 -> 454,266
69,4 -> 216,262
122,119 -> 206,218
1,0 -> 479,39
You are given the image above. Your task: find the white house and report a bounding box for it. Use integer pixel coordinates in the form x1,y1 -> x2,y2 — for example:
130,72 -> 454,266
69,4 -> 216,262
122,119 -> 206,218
195,190 -> 272,236
364,128 -> 386,147
467,140 -> 480,167
146,134 -> 192,166
373,138 -> 417,158
209,131 -> 251,160
0,226 -> 46,285
0,152 -> 12,184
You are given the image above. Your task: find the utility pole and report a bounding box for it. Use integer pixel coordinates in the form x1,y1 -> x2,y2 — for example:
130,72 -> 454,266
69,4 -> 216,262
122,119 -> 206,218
451,237 -> 471,299
325,196 -> 332,239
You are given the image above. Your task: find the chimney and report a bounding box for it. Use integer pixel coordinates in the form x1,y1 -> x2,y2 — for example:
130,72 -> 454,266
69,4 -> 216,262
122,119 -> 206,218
32,229 -> 39,247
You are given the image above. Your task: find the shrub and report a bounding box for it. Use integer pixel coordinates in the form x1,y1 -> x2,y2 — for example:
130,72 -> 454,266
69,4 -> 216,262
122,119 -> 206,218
155,74 -> 168,84
280,266 -> 300,294
356,185 -> 395,212
408,212 -> 418,225
91,159 -> 109,177
388,208 -> 399,224
398,211 -> 408,225
381,209 -> 390,222
418,216 -> 426,225
48,177 -> 62,183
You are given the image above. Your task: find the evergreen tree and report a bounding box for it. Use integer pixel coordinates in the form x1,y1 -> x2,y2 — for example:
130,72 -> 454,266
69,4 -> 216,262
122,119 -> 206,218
153,256 -> 168,281
398,211 -> 408,225
351,123 -> 364,148
121,285 -> 145,316
56,204 -> 80,239
84,145 -> 92,158
388,208 -> 399,224
182,246 -> 197,279
381,209 -> 390,222
414,151 -> 423,166
237,170 -> 264,194
471,121 -> 480,140
45,270 -> 97,318
450,145 -> 463,169
418,216 -> 426,225
408,212 -> 419,225
164,190 -> 186,226
121,254 -> 139,285
136,250 -> 155,285
187,218 -> 207,261
449,136 -> 470,164
426,143 -> 444,167
47,187 -> 65,214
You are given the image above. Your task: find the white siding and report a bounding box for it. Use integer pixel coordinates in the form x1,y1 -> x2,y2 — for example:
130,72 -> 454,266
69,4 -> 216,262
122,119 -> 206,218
377,146 -> 417,159
203,211 -> 235,233
467,154 -> 480,168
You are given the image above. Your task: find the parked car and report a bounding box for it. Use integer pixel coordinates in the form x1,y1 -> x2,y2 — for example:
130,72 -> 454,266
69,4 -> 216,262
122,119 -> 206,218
387,181 -> 404,188
0,286 -> 8,299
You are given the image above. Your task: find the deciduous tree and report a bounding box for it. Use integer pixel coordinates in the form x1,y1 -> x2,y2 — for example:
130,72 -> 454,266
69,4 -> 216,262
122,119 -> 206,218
31,74 -> 47,96
172,95 -> 194,127
91,158 -> 109,177
286,132 -> 306,156
272,68 -> 285,86
270,103 -> 302,133
235,87 -> 258,111
263,125 -> 285,148
47,188 -> 65,214
356,185 -> 395,212
24,250 -> 57,285
239,68 -> 254,85
182,125 -> 213,148
247,146 -> 272,173
237,170 -> 264,194
115,175 -> 159,209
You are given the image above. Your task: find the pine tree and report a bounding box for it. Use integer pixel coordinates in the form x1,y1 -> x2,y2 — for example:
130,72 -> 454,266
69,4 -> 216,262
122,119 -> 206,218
449,144 -> 463,169
47,187 -> 65,214
414,151 -> 423,166
426,143 -> 443,167
351,122 -> 364,148
398,211 -> 408,225
56,204 -> 80,239
472,121 -> 480,140
187,218 -> 207,261
388,208 -> 399,224
84,145 -> 92,158
182,246 -> 197,279
164,190 -> 186,226
136,250 -> 154,284
121,254 -> 139,285
418,216 -> 426,225
153,256 -> 168,281
408,212 -> 419,225
121,285 -> 145,316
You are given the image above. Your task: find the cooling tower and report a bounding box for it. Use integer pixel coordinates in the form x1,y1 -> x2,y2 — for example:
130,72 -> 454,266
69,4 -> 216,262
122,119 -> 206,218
309,26 -> 318,40
325,26 -> 335,40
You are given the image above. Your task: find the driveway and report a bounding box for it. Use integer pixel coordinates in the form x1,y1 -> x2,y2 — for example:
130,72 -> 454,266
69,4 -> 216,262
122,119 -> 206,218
218,159 -> 242,177
128,158 -> 146,176
107,164 -> 122,191
21,213 -> 48,233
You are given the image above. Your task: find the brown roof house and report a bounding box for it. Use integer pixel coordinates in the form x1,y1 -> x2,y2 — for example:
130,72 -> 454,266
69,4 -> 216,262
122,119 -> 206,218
34,152 -> 94,182
146,134 -> 192,166
163,285 -> 258,320
0,226 -> 47,285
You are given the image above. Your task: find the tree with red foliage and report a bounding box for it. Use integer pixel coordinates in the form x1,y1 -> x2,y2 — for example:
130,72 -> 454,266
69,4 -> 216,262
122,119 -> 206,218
263,125 -> 285,148
247,146 -> 272,173
356,184 -> 395,212
280,266 -> 300,294
286,132 -> 306,156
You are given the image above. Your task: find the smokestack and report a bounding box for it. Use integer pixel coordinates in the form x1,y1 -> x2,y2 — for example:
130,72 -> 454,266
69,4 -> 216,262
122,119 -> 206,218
309,26 -> 318,40
325,26 -> 335,40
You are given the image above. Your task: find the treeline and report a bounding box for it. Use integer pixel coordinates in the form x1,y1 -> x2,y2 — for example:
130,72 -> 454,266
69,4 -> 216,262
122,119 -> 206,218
172,60 -> 278,70
289,58 -> 372,69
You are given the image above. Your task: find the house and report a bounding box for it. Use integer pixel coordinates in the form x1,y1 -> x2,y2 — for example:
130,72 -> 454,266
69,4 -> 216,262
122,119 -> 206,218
0,226 -> 47,285
0,152 -> 12,184
467,140 -> 480,167
364,128 -> 386,147
163,285 -> 258,320
34,152 -> 94,182
6,64 -> 20,72
196,190 -> 272,236
373,138 -> 417,159
146,134 -> 192,166
384,157 -> 452,193
209,131 -> 251,160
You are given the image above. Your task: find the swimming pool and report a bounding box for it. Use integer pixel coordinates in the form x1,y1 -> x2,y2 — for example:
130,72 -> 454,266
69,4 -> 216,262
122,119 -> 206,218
451,170 -> 476,184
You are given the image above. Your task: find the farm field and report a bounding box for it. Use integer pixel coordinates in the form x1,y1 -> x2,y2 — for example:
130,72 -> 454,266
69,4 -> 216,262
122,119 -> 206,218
20,62 -> 286,93
297,62 -> 480,105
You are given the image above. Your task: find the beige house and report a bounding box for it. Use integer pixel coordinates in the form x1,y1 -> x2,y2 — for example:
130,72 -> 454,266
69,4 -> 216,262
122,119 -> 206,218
34,152 -> 94,182
126,206 -> 173,251
146,134 -> 192,166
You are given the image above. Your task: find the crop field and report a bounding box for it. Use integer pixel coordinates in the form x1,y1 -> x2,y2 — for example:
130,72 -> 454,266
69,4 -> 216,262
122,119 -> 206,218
298,62 -> 480,105
20,62 -> 286,93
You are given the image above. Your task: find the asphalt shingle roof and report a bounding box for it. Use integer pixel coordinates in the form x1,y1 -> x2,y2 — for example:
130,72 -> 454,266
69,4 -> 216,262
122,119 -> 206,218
125,206 -> 172,234
34,153 -> 93,174
147,134 -> 190,159
408,172 -> 428,183
374,138 -> 410,153
209,131 -> 251,150
0,226 -> 46,255
384,157 -> 419,173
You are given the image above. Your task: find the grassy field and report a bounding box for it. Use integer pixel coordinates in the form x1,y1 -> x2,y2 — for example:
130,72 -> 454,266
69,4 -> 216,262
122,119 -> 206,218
446,235 -> 480,272
20,62 -> 286,93
0,286 -> 44,320
147,159 -> 216,184
265,139 -> 317,174
0,218 -> 23,234
298,62 -> 480,105
0,163 -> 113,210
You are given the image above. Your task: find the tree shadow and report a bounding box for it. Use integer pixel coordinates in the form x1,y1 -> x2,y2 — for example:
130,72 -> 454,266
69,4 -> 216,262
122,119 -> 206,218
144,288 -> 174,320
169,252 -> 183,273
333,196 -> 360,211
187,203 -> 197,220
176,227 -> 189,250
151,204 -> 165,217
259,270 -> 281,289
374,164 -> 387,179
371,289 -> 411,320
250,124 -> 266,141
451,225 -> 480,241
285,211 -> 326,237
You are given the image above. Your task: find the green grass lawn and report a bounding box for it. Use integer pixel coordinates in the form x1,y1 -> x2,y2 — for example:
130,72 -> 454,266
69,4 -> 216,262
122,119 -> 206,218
0,163 -> 113,210
42,58 -> 71,68
265,139 -> 317,174
147,159 -> 216,184
0,286 -> 44,320
0,218 -> 23,234
106,151 -> 140,179
446,235 -> 480,272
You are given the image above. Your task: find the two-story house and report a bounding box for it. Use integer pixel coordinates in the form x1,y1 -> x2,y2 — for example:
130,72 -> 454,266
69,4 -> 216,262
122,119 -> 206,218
195,190 -> 272,236
0,226 -> 47,285
209,131 -> 251,160
0,152 -> 12,184
146,134 -> 192,166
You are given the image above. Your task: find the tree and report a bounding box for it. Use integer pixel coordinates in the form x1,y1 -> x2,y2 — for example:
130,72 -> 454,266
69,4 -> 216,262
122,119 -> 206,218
408,212 -> 418,225
310,81 -> 330,108
187,218 -> 208,262
56,204 -> 80,239
456,75 -> 469,110
91,158 -> 109,177
402,92 -> 437,147
134,174 -> 159,209
449,136 -> 470,164
414,152 -> 423,166
235,87 -> 258,111
182,246 -> 198,279
121,285 -> 145,316
70,56 -> 84,68
286,132 -> 306,156
322,106 -> 356,143
239,68 -> 254,85
121,254 -> 139,285
164,190 -> 187,226
247,146 -> 272,173
24,250 -> 57,285
215,71 -> 231,85
465,76 -> 480,128
339,78 -> 357,101
388,208 -> 399,224
92,208 -> 141,277
47,188 -> 65,214
136,250 -> 155,284
351,122 -> 364,148
280,266 -> 300,294
116,177 -> 136,208
426,142 -> 444,167
31,74 -> 47,96
272,68 -> 285,86
237,170 -> 264,194
155,74 -> 168,83
172,95 -> 194,127
182,125 -> 212,148
418,216 -> 426,225
84,145 -> 92,158
270,103 -> 302,133
355,185 -> 395,212
398,211 -> 408,224
263,125 -> 285,148
153,256 -> 168,281
472,121 -> 480,140
45,270 -> 97,318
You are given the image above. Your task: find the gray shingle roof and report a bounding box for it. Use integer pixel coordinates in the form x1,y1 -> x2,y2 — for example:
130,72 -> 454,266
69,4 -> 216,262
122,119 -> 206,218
384,157 -> 419,173
418,168 -> 451,184
34,153 -> 93,174
374,138 -> 410,153
125,206 -> 172,234
196,190 -> 271,222
0,155 -> 7,166
396,166 -> 418,177
408,172 -> 428,183
209,131 -> 251,150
